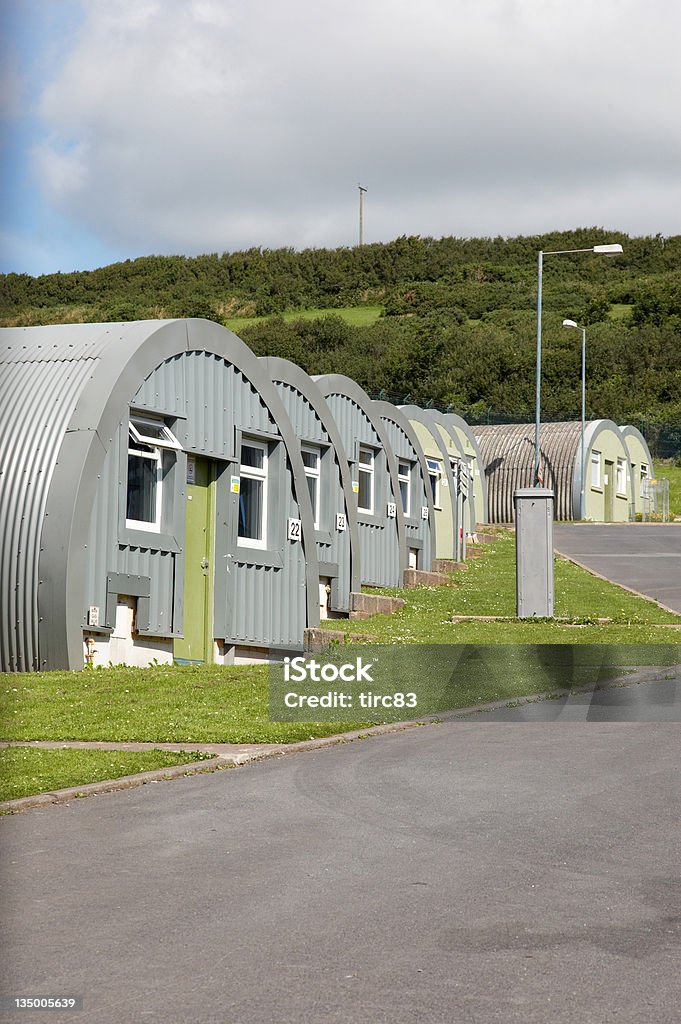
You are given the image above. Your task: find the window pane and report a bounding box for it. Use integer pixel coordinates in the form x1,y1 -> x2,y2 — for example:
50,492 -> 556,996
302,449 -> 319,471
358,466 -> 373,511
399,478 -> 409,511
241,444 -> 264,470
398,460 -> 410,477
239,476 -> 264,540
428,472 -> 438,500
358,447 -> 373,467
591,453 -> 600,486
127,452 -> 157,523
129,418 -> 181,450
306,475 -> 319,523
132,419 -> 166,441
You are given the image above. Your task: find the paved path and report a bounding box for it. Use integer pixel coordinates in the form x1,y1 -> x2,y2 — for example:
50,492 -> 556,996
553,523 -> 681,613
2,691 -> 680,1024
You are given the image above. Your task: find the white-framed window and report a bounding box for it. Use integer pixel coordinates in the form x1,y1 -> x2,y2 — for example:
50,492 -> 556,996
426,458 -> 442,508
129,417 -> 182,452
125,416 -> 180,532
357,445 -> 375,514
640,463 -> 649,496
591,450 -> 601,489
398,459 -> 411,517
301,445 -> 321,528
616,457 -> 627,494
238,439 -> 268,548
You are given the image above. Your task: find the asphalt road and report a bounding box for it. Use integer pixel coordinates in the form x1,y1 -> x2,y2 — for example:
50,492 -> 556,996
2,699 -> 681,1024
553,523 -> 681,613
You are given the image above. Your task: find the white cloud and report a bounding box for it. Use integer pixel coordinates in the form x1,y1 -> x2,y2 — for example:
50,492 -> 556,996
31,0 -> 681,258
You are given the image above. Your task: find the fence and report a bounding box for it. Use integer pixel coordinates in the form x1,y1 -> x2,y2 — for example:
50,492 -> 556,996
639,478 -> 670,522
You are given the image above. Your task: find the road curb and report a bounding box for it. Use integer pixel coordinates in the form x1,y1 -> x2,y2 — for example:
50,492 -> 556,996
2,669 -> 679,815
553,549 -> 681,617
0,720 -> 434,815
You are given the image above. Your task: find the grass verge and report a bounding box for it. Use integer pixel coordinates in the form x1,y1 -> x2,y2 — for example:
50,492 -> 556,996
0,664 -> 368,744
321,532 -> 681,643
0,747 -> 211,802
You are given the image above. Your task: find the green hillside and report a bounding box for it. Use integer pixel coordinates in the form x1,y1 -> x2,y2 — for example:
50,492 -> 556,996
1,230 -> 679,451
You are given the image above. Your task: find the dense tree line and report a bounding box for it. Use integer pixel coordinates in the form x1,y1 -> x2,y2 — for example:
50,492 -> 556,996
1,229 -> 679,449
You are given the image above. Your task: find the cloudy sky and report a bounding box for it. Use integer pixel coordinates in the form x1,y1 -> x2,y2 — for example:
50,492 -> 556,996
1,0 -> 680,276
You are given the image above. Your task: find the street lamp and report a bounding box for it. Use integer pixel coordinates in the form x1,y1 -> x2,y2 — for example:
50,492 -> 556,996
358,184 -> 367,246
534,243 -> 623,486
562,318 -> 587,519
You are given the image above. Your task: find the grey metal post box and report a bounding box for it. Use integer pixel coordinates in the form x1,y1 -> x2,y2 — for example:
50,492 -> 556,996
514,488 -> 554,618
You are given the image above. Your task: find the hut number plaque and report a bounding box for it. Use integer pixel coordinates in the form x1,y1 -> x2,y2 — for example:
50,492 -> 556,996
287,518 -> 302,541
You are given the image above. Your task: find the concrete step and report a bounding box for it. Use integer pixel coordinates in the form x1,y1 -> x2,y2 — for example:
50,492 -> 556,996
348,591 -> 406,620
402,568 -> 450,589
431,559 -> 468,574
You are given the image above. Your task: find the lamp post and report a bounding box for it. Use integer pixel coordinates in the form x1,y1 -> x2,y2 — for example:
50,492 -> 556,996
358,184 -> 367,246
534,243 -> 623,487
562,318 -> 587,519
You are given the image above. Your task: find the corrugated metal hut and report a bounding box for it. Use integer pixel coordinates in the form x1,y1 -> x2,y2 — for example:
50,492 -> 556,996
399,406 -> 459,561
263,356 -> 361,618
0,319 -> 319,672
475,420 -> 634,523
372,401 -> 435,571
619,425 -> 654,518
423,409 -> 483,536
314,374 -> 407,588
441,412 -> 488,528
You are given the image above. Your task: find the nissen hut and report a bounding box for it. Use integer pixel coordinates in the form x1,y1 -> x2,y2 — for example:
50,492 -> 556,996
314,374 -> 407,588
372,401 -> 435,572
400,405 -> 460,561
475,420 -> 634,523
263,356 -> 361,618
0,320 -> 319,672
619,425 -> 654,518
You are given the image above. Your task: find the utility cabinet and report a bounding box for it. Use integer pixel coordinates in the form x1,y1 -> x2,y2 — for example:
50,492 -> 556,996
514,488 -> 554,618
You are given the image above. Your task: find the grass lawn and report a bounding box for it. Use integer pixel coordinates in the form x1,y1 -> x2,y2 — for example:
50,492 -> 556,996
0,664 -> 368,744
654,460 -> 681,517
321,532 -> 681,644
225,305 -> 383,331
0,747 -> 211,802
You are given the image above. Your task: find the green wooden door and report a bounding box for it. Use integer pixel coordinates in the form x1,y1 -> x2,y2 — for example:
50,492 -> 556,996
604,459 -> 614,522
174,457 -> 215,663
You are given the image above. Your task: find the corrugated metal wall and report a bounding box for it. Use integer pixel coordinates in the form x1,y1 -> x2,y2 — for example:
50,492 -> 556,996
379,416 -> 432,570
0,332 -> 102,670
475,422 -> 581,523
322,392 -> 401,587
273,381 -> 353,612
85,350 -> 308,649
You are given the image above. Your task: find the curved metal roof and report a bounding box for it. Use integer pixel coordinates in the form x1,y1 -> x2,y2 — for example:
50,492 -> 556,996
372,400 -> 436,563
423,409 -> 482,528
263,356 -> 362,595
1,319 -> 319,671
314,374 -> 408,580
475,421 -> 578,523
474,420 -> 627,522
619,424 -> 653,465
